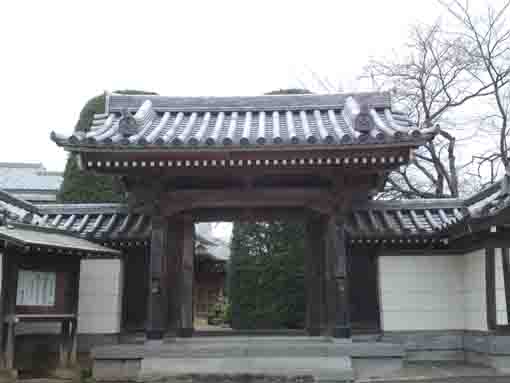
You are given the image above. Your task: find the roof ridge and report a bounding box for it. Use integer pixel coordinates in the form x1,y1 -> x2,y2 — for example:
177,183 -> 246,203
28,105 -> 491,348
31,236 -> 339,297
0,189 -> 41,215
353,198 -> 465,210
464,180 -> 502,206
109,91 -> 390,98
37,203 -> 127,215
9,221 -> 81,237
0,162 -> 44,169
36,171 -> 63,177
106,92 -> 393,113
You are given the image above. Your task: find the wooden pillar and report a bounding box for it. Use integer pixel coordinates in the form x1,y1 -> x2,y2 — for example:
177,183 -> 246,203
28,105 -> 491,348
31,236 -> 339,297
166,219 -> 180,335
58,320 -> 70,368
146,215 -> 169,341
178,215 -> 194,337
68,261 -> 80,366
68,319 -> 78,366
0,251 -> 7,368
486,247 -> 497,330
4,321 -> 15,371
4,253 -> 18,369
305,215 -> 325,336
324,215 -> 351,338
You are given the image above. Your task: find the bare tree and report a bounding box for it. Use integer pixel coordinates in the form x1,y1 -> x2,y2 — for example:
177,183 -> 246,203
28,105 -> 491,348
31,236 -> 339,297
365,2 -> 510,199
441,0 -> 510,168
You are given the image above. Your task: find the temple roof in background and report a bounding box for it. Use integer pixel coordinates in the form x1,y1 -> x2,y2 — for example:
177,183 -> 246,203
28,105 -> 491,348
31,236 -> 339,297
0,163 -> 63,202
51,92 -> 435,150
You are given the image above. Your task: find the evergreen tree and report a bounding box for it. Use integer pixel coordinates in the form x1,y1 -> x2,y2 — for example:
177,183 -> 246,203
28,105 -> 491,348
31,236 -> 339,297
229,221 -> 306,329
58,90 -> 157,203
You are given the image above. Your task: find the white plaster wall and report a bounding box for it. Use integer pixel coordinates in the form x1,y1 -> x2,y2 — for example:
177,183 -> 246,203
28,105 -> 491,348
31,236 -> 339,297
77,259 -> 123,334
379,249 -> 489,332
379,255 -> 465,331
463,249 -> 487,331
495,249 -> 509,326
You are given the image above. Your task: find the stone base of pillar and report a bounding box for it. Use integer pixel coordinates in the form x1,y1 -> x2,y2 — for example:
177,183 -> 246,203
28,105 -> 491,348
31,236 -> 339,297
307,327 -> 322,336
178,328 -> 194,338
333,326 -> 352,339
0,368 -> 17,382
146,330 -> 164,340
52,367 -> 80,380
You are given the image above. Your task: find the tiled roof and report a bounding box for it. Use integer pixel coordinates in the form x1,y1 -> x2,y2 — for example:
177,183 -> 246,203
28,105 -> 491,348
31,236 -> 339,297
0,191 -> 118,257
35,200 -> 468,245
347,199 -> 467,244
51,92 -> 435,150
0,189 -> 40,223
0,163 -> 63,192
0,223 -> 120,256
35,204 -> 228,251
447,176 -> 510,236
466,178 -> 510,218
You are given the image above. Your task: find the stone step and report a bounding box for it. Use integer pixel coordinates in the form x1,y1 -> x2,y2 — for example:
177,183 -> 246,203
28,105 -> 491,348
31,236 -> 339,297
93,339 -> 404,359
141,356 -> 354,382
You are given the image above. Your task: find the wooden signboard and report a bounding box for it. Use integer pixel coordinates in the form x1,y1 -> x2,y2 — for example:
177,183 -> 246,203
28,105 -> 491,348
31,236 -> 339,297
16,270 -> 56,307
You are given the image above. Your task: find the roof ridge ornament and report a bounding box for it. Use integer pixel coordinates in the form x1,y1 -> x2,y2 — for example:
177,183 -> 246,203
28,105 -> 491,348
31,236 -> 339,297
118,108 -> 138,138
355,102 -> 374,134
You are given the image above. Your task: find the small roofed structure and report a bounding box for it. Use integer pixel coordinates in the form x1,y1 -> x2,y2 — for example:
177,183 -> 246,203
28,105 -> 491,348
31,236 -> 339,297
0,190 -> 118,375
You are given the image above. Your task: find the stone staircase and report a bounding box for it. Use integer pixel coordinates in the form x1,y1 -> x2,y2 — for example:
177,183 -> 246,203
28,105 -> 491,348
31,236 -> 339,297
92,336 -> 404,382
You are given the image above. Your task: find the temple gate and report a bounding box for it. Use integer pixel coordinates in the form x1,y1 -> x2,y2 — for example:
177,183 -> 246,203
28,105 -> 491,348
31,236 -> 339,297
51,92 -> 434,341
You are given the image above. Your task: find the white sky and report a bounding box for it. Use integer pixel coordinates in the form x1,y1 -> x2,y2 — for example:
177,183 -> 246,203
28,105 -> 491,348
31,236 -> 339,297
0,0 -> 443,172
1,1 -> 468,242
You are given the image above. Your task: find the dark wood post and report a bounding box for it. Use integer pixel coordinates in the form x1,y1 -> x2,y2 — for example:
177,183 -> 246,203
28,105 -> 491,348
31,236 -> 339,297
305,219 -> 313,334
305,215 -> 325,336
58,320 -> 70,368
69,261 -> 81,366
146,215 -> 169,341
166,219 -> 180,335
4,253 -> 18,369
324,215 -> 351,338
178,215 -> 194,337
0,251 -> 7,368
486,247 -> 497,330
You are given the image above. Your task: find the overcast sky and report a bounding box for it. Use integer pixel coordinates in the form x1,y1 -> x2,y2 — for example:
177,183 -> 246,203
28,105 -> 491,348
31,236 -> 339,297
0,0 -> 445,172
